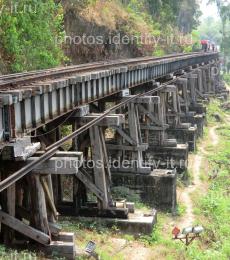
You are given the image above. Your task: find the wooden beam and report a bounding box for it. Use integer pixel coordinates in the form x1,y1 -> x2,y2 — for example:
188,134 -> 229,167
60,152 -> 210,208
90,125 -> 112,209
28,157 -> 82,175
0,210 -> 50,245
15,206 -> 61,236
76,169 -> 105,201
30,174 -> 50,236
107,144 -> 148,151
34,151 -> 83,159
76,114 -> 125,126
138,104 -> 162,125
123,96 -> 160,104
161,85 -> 177,92
139,124 -> 169,131
113,126 -> 137,145
40,177 -> 58,220
195,89 -> 205,99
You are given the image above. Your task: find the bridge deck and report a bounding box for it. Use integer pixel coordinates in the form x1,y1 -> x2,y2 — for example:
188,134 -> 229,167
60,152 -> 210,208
0,52 -> 218,142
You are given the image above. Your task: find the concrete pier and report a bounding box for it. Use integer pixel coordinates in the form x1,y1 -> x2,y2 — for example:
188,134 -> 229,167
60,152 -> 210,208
112,169 -> 177,212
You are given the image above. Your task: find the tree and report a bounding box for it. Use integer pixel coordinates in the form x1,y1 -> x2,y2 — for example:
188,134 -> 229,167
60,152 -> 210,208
177,0 -> 201,34
208,0 -> 230,66
198,17 -> 222,45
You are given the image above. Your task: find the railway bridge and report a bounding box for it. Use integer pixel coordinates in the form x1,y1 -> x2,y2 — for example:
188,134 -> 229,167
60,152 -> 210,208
0,52 -> 228,258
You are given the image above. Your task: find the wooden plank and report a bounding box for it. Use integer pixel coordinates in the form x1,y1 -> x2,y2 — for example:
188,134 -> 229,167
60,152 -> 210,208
107,144 -> 148,151
77,114 -> 125,126
28,157 -> 81,175
0,210 -> 50,245
15,206 -> 61,236
161,85 -> 177,92
90,125 -> 112,209
113,126 -> 137,145
34,151 -> 83,159
46,175 -> 56,223
76,169 -> 105,201
140,125 -> 168,131
49,222 -> 62,236
123,96 -> 160,104
6,184 -> 16,243
138,104 -> 162,125
41,177 -> 58,220
195,89 -> 205,99
30,175 -> 50,236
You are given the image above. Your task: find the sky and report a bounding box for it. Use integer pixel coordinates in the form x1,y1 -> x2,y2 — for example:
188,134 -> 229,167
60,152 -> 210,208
200,0 -> 219,21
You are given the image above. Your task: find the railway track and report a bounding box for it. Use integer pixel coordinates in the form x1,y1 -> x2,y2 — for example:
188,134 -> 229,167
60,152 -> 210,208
0,51 -> 219,192
0,52 -> 212,90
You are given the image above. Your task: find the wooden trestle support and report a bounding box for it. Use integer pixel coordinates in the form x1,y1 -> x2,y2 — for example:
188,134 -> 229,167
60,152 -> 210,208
0,60 -> 228,259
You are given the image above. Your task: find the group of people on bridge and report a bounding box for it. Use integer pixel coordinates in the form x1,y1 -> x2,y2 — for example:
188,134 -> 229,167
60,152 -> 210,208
201,40 -> 217,52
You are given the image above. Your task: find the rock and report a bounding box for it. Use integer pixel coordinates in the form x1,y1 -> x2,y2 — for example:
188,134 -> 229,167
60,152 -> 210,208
212,113 -> 222,122
221,102 -> 230,111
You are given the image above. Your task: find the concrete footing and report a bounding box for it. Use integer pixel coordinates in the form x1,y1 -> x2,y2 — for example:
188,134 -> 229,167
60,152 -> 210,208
181,114 -> 205,137
189,104 -> 206,114
145,144 -> 188,172
76,209 -> 157,235
167,126 -> 197,151
112,169 -> 177,212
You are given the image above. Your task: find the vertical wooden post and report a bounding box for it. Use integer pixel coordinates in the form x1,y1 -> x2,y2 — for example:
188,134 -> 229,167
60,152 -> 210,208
128,102 -> 143,168
42,175 -> 56,223
159,92 -> 167,145
4,184 -> 16,244
90,125 -> 112,209
0,170 -> 16,245
30,174 -> 50,236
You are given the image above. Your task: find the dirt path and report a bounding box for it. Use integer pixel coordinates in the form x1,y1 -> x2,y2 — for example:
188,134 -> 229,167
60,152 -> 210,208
210,126 -> 219,146
177,154 -> 202,228
177,125 -> 219,229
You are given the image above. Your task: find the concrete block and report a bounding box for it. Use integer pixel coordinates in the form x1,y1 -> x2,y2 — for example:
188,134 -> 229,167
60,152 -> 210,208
126,202 -> 135,213
112,170 -> 177,212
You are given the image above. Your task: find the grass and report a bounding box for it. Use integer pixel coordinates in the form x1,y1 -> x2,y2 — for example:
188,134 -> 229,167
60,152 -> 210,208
176,100 -> 230,259
223,73 -> 230,85
128,99 -> 230,259
190,123 -> 230,259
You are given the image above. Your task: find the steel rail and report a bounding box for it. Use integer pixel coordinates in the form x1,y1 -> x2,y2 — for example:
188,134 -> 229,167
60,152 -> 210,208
0,52 -> 194,80
0,52 -> 214,89
0,78 -> 177,192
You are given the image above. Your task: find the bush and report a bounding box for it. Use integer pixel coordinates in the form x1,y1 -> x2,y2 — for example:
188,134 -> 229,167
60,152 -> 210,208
223,74 -> 230,85
0,0 -> 65,72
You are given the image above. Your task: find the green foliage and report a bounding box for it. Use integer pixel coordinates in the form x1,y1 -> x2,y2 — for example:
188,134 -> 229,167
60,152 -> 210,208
153,48 -> 165,57
111,186 -> 141,202
0,245 -> 38,259
139,226 -> 161,245
176,203 -> 186,216
181,103 -> 230,260
208,1 -> 230,66
195,125 -> 230,259
177,0 -> 201,34
0,0 -> 65,72
224,73 -> 230,84
206,99 -> 226,123
197,17 -> 222,44
122,0 -> 200,55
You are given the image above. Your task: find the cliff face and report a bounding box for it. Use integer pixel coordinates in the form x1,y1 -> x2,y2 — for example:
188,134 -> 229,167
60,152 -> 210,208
64,7 -> 142,64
